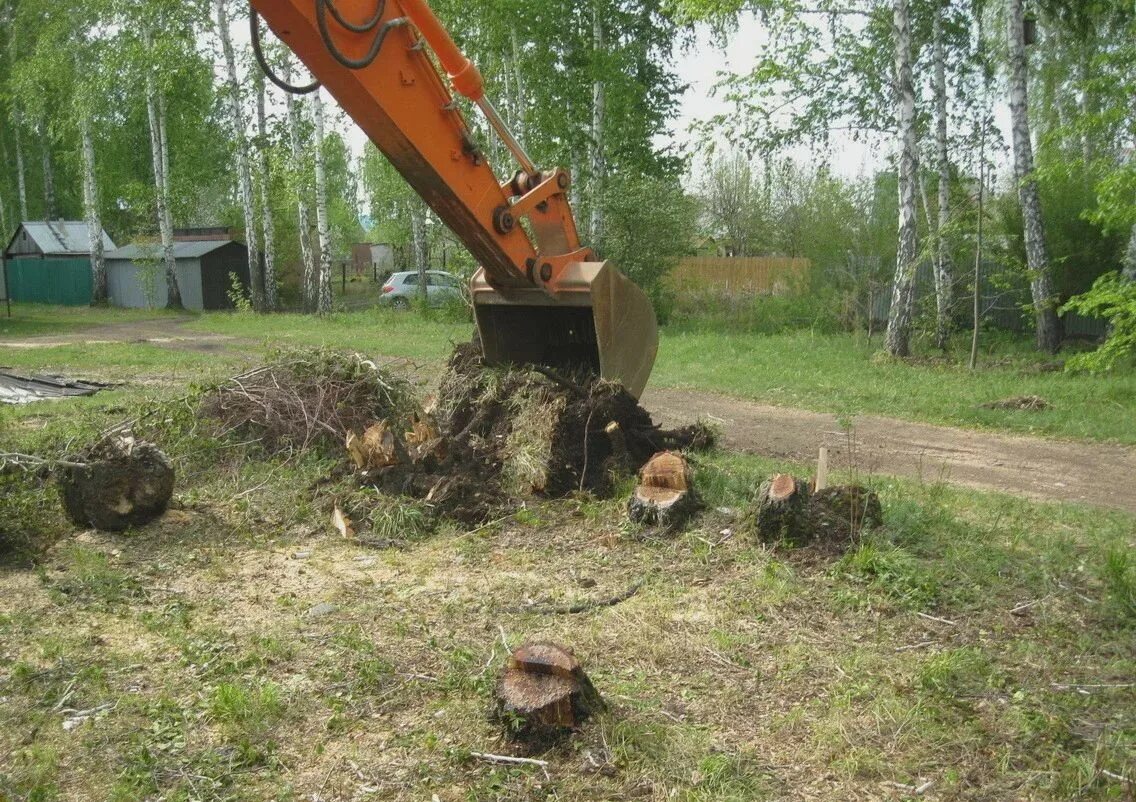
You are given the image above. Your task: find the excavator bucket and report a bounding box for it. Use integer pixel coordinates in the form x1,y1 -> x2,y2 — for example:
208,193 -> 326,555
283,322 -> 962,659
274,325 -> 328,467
470,261 -> 659,400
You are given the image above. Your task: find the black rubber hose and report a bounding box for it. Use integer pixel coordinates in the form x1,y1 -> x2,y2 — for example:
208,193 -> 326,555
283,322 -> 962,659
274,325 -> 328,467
249,8 -> 321,95
323,0 -> 386,33
316,0 -> 408,70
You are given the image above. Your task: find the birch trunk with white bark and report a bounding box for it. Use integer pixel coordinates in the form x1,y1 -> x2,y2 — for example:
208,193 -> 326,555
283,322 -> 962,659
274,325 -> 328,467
81,113 -> 107,304
215,0 -> 263,311
284,59 -> 317,313
312,90 -> 333,315
1124,224 -> 1136,283
143,28 -> 182,310
1007,0 -> 1060,353
932,4 -> 953,349
39,120 -> 55,220
411,202 -> 428,301
885,0 -> 919,358
14,119 -> 28,221
590,0 -> 606,244
256,73 -> 277,311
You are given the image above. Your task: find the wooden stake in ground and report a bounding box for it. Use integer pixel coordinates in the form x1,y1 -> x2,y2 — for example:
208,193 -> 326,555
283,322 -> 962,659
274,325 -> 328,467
628,451 -> 699,528
493,643 -> 605,743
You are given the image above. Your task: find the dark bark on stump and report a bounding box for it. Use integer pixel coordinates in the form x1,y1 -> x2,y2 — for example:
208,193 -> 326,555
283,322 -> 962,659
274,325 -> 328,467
58,437 -> 174,532
754,474 -> 812,543
754,475 -> 882,546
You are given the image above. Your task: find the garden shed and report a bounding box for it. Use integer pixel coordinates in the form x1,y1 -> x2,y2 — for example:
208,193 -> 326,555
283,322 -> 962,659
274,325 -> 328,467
104,240 -> 251,311
2,221 -> 116,306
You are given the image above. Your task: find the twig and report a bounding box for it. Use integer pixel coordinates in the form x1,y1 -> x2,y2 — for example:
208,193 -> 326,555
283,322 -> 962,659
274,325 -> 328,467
0,452 -> 88,471
1051,683 -> 1135,691
515,583 -> 642,615
469,752 -> 551,779
916,612 -> 957,626
1101,769 -> 1132,784
895,640 -> 937,653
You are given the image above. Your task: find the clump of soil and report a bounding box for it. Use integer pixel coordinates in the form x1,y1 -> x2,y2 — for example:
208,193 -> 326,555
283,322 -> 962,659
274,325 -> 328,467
58,435 -> 175,532
362,341 -> 713,525
981,395 -> 1051,411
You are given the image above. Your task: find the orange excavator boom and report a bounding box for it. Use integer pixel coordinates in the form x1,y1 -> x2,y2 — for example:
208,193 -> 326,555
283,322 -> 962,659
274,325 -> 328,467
250,0 -> 658,398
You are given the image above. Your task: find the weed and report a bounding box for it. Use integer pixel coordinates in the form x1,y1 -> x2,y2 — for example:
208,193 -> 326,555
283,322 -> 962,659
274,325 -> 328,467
1101,548 -> 1136,625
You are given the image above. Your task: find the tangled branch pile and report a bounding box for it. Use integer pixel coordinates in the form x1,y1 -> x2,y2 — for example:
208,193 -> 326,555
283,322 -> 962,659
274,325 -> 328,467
200,349 -> 416,455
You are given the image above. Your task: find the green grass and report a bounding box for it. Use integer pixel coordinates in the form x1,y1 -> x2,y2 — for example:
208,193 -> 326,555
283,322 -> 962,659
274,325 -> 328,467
0,304 -> 192,338
4,304 -> 1136,443
2,441 -> 1132,800
186,307 -> 471,363
654,328 -> 1136,443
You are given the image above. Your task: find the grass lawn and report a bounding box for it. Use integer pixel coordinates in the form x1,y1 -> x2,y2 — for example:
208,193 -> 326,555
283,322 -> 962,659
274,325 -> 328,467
0,305 -> 192,339
1,305 -> 1134,800
3,304 -> 1135,443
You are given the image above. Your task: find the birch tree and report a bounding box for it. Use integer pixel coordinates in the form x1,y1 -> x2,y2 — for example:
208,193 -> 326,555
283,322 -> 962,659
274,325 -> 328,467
931,0 -> 953,349
884,0 -> 920,357
590,0 -> 606,241
283,56 -> 317,313
214,0 -> 262,311
81,112 -> 107,303
312,89 -> 333,315
141,25 -> 182,310
255,71 -> 278,311
39,119 -> 55,219
1006,0 -> 1060,352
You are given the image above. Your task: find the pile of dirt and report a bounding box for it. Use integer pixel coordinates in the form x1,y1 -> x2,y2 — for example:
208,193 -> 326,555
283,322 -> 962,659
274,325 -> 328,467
360,341 -> 713,525
980,395 -> 1051,411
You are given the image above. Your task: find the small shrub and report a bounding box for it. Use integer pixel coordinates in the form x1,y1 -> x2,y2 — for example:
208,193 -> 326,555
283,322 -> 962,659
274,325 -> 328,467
1062,272 -> 1136,372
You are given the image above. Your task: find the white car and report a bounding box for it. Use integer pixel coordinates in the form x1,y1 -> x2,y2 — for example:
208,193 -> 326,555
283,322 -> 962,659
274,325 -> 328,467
380,270 -> 465,308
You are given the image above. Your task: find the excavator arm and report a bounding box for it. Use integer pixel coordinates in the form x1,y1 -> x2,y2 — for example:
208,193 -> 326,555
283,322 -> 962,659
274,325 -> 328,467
249,0 -> 658,398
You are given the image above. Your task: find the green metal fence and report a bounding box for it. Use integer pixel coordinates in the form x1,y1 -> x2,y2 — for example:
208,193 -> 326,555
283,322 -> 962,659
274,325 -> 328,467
4,257 -> 93,306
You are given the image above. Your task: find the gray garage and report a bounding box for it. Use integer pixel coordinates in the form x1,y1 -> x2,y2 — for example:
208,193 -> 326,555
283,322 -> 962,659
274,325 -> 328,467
104,240 -> 252,311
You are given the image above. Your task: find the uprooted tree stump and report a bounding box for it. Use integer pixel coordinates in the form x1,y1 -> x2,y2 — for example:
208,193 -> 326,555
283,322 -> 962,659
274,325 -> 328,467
753,474 -> 881,546
628,451 -> 699,528
493,643 -> 605,743
58,436 -> 175,532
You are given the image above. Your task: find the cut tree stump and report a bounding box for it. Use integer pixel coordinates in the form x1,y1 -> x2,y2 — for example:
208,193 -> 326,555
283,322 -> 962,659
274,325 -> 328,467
753,474 -> 882,546
627,451 -> 698,528
58,436 -> 175,532
754,474 -> 812,543
493,643 -> 605,743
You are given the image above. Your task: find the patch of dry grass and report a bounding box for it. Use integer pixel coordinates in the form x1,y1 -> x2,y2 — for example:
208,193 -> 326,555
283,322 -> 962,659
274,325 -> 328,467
2,444 -> 1133,801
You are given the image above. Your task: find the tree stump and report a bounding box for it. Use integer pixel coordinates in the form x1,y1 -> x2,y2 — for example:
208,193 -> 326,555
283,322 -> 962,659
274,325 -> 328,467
627,451 -> 698,528
754,474 -> 812,543
753,475 -> 883,547
58,436 -> 175,532
807,485 -> 883,542
493,643 -> 605,743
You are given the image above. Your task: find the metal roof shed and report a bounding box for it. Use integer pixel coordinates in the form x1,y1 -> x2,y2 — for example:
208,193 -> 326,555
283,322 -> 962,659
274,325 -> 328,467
2,221 -> 117,306
104,240 -> 252,311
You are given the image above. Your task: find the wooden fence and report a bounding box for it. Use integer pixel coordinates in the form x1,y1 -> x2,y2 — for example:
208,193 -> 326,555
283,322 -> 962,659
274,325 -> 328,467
668,256 -> 811,294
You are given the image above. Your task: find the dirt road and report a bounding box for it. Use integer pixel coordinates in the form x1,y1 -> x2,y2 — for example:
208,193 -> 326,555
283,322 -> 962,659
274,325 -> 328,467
644,387 -> 1136,514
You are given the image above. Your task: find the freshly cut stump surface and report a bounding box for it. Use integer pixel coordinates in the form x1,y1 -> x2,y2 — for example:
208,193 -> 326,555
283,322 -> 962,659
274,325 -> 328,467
494,643 -> 605,743
754,474 -> 812,543
628,451 -> 699,528
58,436 -> 175,532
